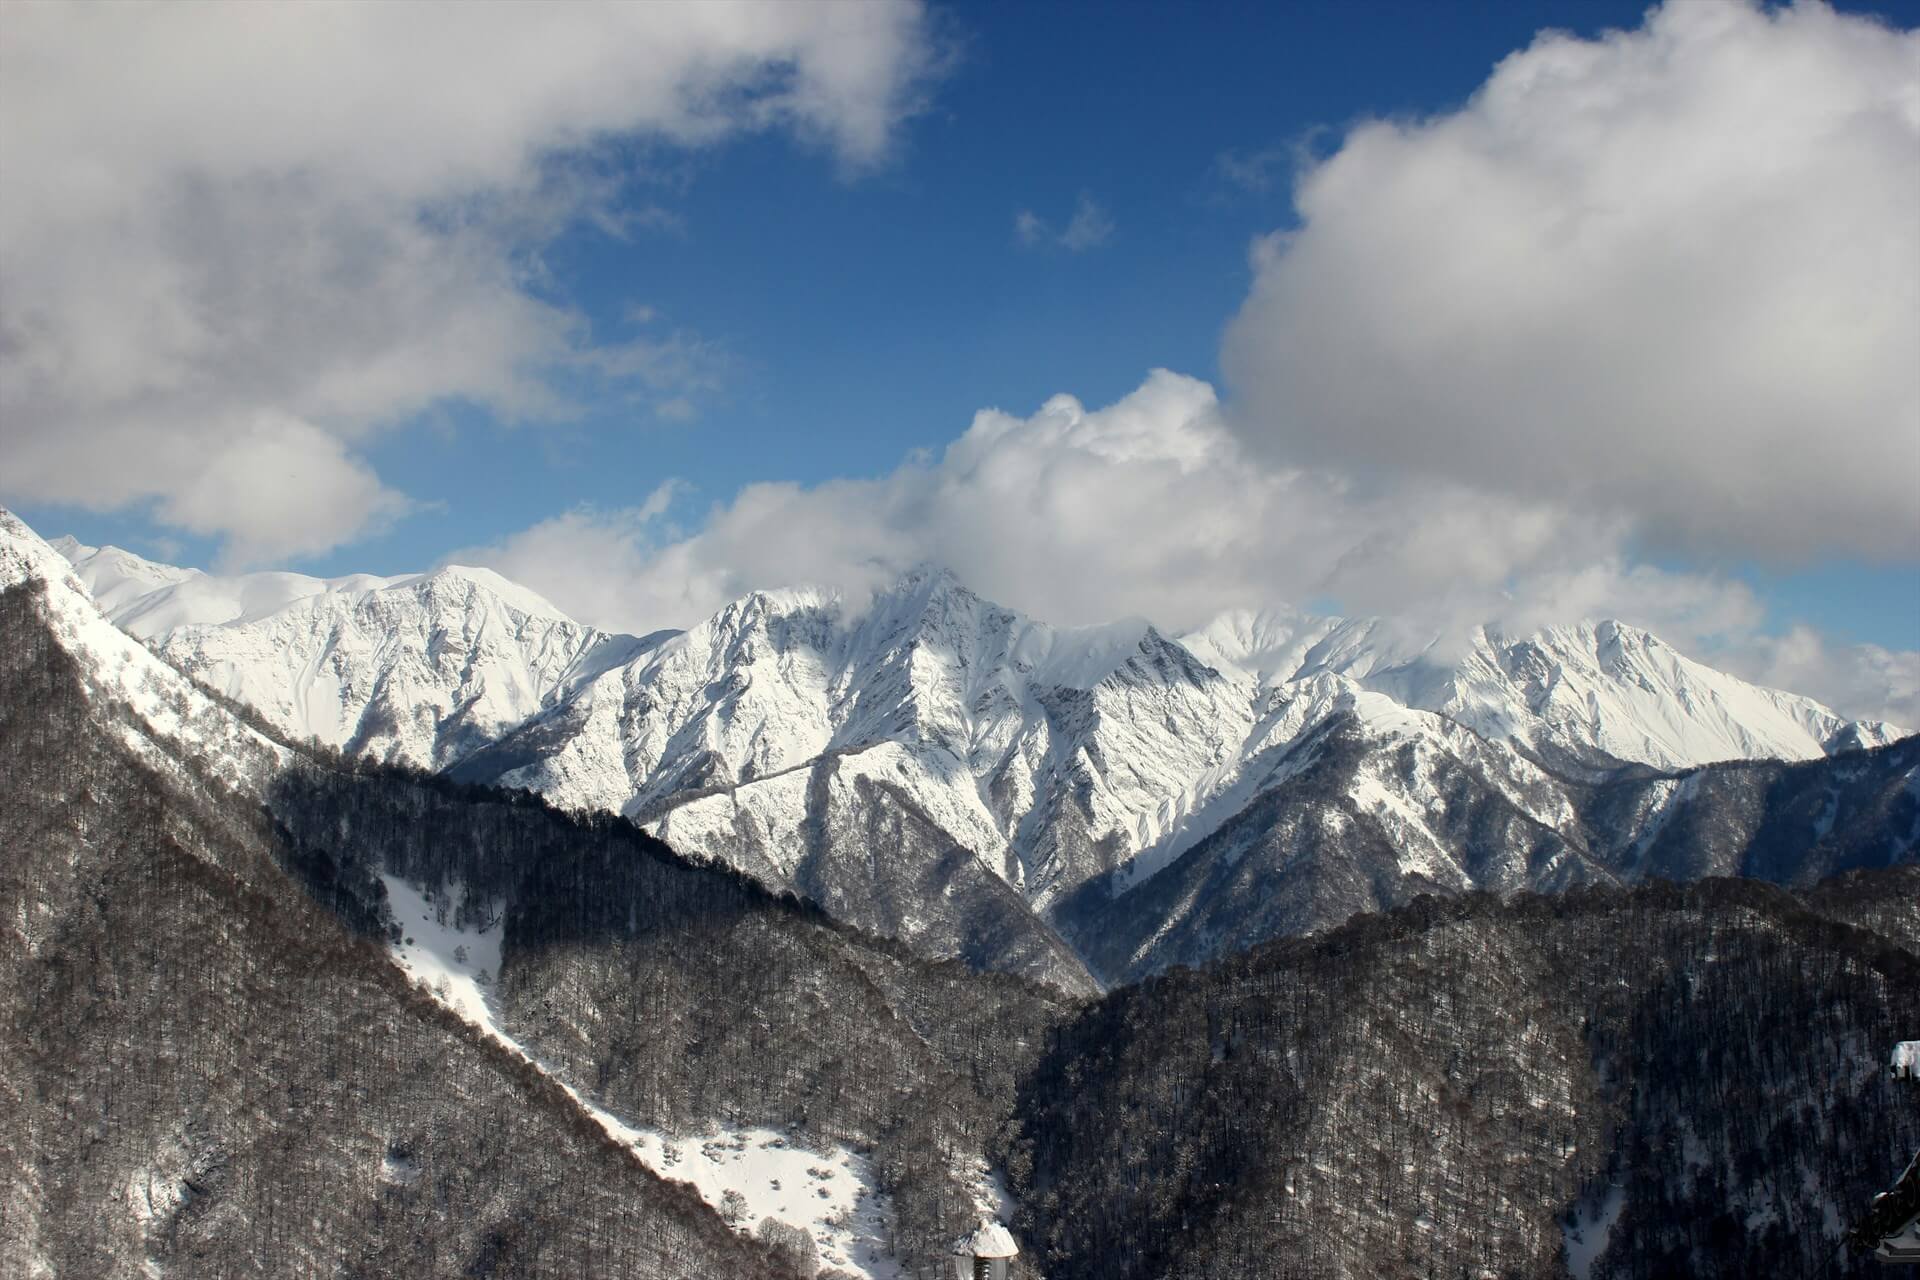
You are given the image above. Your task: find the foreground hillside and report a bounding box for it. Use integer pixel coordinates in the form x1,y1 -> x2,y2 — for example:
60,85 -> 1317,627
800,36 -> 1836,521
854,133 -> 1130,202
0,580 -> 798,1279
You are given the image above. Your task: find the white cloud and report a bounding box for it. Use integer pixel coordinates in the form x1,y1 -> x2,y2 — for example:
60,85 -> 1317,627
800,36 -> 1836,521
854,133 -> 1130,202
462,484 -> 689,636
1722,626 -> 1920,730
1013,194 -> 1114,251
462,368 -> 1913,726
0,1 -> 937,564
1221,0 -> 1920,562
438,2 -> 1920,727
155,412 -> 413,567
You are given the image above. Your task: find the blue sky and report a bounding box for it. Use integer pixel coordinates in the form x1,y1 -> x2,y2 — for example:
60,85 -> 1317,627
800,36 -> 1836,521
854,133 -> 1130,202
3,1 -> 1917,716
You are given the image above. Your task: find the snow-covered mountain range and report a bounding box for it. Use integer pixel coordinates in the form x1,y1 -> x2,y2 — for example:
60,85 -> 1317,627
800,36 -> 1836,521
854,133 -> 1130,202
45,522 -> 1918,984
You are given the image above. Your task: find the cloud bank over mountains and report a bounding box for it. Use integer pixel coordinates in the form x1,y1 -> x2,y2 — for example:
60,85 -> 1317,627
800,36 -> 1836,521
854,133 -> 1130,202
0,0 -> 939,563
463,370 -> 1918,728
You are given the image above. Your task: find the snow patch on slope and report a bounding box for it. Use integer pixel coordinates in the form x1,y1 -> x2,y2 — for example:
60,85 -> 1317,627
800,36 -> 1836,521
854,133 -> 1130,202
378,872 -> 901,1278
1563,1183 -> 1625,1280
621,1128 -> 900,1279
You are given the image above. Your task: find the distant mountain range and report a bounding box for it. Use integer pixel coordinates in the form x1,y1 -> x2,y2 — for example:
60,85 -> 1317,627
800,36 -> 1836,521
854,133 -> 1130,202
48,522 -> 1920,988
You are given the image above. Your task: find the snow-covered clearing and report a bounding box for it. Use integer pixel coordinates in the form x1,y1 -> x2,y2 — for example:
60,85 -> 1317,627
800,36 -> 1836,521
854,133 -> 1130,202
1563,1183 -> 1625,1280
380,873 -> 902,1278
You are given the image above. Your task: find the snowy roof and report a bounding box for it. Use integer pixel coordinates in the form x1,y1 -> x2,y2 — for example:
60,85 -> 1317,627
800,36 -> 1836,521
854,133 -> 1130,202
1894,1041 -> 1919,1080
952,1219 -> 1019,1258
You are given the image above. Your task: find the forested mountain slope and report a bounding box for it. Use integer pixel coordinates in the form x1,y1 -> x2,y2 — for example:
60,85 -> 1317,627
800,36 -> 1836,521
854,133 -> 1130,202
0,580 -> 797,1280
1009,878 -> 1920,1280
6,506 -> 1917,1279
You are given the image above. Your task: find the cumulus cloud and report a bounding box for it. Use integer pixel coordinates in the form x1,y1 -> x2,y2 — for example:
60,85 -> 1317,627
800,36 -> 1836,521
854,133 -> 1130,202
466,368 -> 1912,725
1221,0 -> 1920,561
463,368 -> 1915,725
452,3 -> 1915,726
1014,194 -> 1114,251
462,483 -> 688,634
0,1 -> 937,564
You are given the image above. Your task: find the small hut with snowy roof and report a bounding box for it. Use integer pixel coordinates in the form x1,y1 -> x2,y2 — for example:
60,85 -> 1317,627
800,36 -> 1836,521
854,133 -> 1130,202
950,1218 -> 1018,1280
1852,1041 -> 1920,1264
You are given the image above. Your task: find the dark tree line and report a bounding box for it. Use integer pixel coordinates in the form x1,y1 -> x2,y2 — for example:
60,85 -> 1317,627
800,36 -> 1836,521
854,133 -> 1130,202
264,754 -> 1073,1277
1004,879 -> 1919,1279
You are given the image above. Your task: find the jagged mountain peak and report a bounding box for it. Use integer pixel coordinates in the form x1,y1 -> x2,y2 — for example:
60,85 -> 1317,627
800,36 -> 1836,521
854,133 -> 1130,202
408,562 -> 575,621
41,529 -> 623,771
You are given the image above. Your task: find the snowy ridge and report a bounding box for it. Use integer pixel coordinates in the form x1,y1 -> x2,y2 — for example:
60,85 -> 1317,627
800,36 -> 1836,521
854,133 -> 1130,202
2,512 -> 286,792
1181,611 -> 1897,773
56,536 -> 629,770
487,567 -> 1258,909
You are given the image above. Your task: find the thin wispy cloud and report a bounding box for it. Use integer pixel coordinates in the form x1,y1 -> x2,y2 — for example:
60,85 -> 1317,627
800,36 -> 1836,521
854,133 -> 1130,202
1210,147 -> 1290,194
1013,193 -> 1114,251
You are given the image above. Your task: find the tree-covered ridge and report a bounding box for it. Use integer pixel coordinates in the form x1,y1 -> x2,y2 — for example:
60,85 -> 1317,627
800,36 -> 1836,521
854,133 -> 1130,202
1008,878 -> 1919,1279
1058,716 -> 1920,985
263,756 -> 1073,1273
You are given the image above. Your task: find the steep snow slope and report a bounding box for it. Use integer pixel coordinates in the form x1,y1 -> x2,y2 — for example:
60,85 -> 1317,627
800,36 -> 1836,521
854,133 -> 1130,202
464,567 -> 1259,910
1182,611 -> 1897,773
471,569 -> 1894,924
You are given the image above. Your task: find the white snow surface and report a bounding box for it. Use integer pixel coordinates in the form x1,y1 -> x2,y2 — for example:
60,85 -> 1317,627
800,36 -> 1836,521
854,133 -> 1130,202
43,524 -> 1902,911
1183,610 -> 1898,773
1895,1041 -> 1920,1079
955,1219 -> 1019,1258
1563,1183 -> 1626,1280
56,534 -> 627,771
379,871 -> 902,1278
